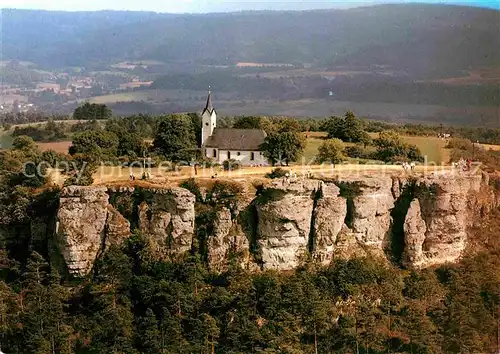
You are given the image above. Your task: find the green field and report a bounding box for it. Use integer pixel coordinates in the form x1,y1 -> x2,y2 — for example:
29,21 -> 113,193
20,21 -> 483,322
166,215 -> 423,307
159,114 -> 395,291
403,135 -> 450,164
302,136 -> 323,163
304,133 -> 450,164
0,120 -> 103,149
219,98 -> 452,121
88,89 -> 208,104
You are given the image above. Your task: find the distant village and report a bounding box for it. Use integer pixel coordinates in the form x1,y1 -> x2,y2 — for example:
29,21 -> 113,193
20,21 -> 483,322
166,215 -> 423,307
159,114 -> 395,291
0,60 -> 154,113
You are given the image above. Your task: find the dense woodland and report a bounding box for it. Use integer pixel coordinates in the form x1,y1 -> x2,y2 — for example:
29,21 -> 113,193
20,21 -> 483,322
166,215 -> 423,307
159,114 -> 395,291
3,5 -> 499,75
2,235 -> 500,353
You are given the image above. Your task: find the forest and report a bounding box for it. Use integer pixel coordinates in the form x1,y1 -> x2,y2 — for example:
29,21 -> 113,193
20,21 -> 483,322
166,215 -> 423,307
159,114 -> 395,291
3,5 -> 499,76
1,221 -> 500,353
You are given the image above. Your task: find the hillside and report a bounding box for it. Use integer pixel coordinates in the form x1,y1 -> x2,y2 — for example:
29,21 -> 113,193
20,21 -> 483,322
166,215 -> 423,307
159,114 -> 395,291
2,5 -> 499,76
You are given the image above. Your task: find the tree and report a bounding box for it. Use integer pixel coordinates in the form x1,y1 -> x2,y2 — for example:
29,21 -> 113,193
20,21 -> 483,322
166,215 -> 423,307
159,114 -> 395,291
136,308 -> 161,353
116,132 -> 147,158
233,116 -> 262,129
73,102 -> 112,121
41,149 -> 68,167
201,313 -> 220,354
325,111 -> 370,144
12,135 -> 37,152
84,246 -> 136,353
374,131 -> 424,162
153,114 -> 198,162
18,252 -> 73,353
317,138 -> 345,165
274,117 -> 302,134
69,130 -> 119,159
64,153 -> 99,186
260,132 -> 306,166
2,139 -> 47,187
0,281 -> 20,353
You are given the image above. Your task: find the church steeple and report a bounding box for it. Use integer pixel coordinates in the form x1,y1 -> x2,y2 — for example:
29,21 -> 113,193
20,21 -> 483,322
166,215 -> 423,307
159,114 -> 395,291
202,86 -> 215,116
201,86 -> 217,147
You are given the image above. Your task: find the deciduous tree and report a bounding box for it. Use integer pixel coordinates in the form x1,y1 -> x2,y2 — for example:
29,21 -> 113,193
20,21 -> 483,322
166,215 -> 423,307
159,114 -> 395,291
153,114 -> 198,162
260,132 -> 305,166
69,130 -> 119,159
73,102 -> 112,121
317,138 -> 345,165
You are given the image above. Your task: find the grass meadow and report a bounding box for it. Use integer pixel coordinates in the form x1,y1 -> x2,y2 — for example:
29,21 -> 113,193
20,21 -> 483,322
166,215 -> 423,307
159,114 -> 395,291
304,132 -> 451,165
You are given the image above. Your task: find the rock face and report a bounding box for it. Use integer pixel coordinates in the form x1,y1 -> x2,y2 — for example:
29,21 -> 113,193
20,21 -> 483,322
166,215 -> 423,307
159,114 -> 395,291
403,173 -> 489,268
105,205 -> 131,248
56,187 -> 110,276
207,207 -> 250,272
348,177 -> 394,251
402,199 -> 427,266
139,188 -> 196,257
312,183 -> 347,265
54,172 -> 498,276
207,207 -> 233,271
256,180 -> 320,270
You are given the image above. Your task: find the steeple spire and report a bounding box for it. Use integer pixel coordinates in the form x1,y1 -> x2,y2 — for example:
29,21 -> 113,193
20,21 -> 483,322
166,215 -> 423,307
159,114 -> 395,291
201,86 -> 217,147
203,86 -> 214,115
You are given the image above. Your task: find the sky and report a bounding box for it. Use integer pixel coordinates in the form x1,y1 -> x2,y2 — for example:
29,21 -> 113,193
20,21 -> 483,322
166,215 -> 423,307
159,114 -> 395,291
0,0 -> 498,12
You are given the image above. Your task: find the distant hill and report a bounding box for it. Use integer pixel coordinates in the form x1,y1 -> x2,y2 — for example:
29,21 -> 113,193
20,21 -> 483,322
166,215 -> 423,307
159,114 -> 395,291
2,5 -> 499,77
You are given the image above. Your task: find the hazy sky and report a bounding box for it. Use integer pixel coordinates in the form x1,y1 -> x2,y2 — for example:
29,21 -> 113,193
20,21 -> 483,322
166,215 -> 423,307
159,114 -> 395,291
0,0 -> 498,12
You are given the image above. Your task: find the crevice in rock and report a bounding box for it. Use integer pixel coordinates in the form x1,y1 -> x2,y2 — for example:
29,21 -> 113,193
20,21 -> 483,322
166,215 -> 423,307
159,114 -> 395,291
108,190 -> 133,230
388,180 -> 416,265
194,204 -> 216,263
308,187 -> 323,254
336,181 -> 363,229
166,220 -> 174,251
344,198 -> 354,229
241,201 -> 261,267
130,188 -> 154,230
99,209 -> 111,259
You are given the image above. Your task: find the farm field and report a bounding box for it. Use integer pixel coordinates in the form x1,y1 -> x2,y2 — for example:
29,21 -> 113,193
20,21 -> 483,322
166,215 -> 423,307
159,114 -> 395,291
37,141 -> 72,154
88,89 -> 208,104
404,135 -> 450,164
480,143 -> 500,151
302,135 -> 324,163
304,132 -> 451,164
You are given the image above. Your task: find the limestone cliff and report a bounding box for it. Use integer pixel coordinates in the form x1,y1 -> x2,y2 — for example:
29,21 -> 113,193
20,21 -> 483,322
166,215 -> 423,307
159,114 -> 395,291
55,186 -> 130,276
54,172 -> 498,276
138,187 -> 196,258
402,173 -> 494,268
312,183 -> 347,265
207,206 -> 250,272
255,179 -> 319,270
343,176 -> 394,252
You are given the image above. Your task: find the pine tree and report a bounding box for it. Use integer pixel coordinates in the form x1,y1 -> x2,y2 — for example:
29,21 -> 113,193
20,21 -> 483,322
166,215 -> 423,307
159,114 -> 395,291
0,281 -> 19,353
136,308 -> 161,353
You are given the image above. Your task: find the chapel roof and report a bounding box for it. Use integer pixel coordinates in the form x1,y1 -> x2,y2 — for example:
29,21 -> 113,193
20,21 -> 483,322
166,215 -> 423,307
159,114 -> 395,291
204,128 -> 267,151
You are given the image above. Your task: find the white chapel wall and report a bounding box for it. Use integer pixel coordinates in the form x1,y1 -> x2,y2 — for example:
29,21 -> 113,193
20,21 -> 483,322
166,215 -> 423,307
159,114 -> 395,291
205,149 -> 268,166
